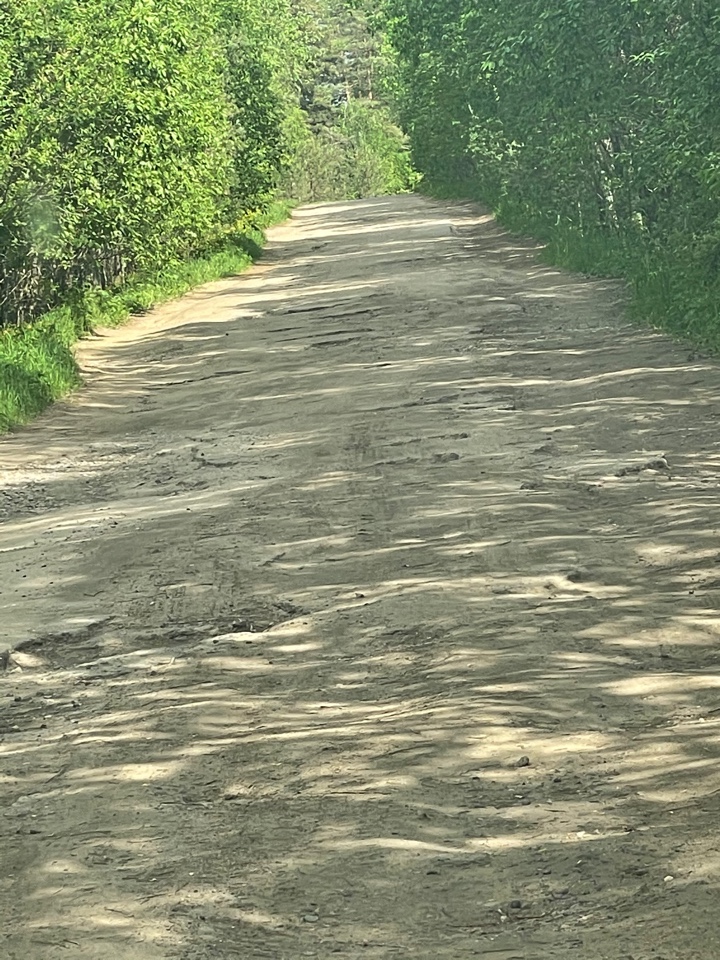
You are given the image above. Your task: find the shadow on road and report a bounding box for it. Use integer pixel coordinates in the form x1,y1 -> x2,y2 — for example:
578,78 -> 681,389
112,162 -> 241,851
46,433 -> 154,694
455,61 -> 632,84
2,195 -> 720,959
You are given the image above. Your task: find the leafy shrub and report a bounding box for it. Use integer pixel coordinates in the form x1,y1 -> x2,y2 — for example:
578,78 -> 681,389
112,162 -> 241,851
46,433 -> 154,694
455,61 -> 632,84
383,0 -> 720,348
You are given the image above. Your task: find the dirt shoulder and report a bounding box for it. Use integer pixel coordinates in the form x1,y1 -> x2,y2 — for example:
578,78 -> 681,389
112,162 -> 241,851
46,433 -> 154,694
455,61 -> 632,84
2,195 -> 720,959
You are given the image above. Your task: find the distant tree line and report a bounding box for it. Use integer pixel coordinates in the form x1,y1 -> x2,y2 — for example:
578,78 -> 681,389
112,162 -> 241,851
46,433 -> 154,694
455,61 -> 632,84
286,0 -> 417,203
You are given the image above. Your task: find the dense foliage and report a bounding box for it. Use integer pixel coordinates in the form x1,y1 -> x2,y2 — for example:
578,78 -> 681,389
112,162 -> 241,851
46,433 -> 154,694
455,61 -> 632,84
286,0 -> 417,202
383,0 -> 720,344
0,0 -> 413,331
0,0 -> 302,327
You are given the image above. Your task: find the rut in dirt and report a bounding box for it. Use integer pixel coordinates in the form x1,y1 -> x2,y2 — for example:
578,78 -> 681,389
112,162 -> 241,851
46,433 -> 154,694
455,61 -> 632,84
2,195 -> 720,960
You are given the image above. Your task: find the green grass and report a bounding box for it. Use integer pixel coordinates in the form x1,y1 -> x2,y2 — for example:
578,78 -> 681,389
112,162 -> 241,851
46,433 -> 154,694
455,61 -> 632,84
534,223 -> 720,353
0,202 -> 292,433
420,178 -> 720,355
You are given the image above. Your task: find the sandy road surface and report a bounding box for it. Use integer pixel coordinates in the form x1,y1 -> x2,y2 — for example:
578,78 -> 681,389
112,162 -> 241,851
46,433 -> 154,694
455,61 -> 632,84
2,196 -> 720,959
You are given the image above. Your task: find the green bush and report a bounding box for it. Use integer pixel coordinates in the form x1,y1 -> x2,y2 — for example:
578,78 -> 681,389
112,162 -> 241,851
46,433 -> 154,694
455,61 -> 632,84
0,0 -> 302,328
383,0 -> 720,350
288,102 -> 418,202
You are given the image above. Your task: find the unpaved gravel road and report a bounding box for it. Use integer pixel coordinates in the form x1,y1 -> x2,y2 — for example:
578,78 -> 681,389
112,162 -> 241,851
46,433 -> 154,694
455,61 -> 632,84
2,195 -> 720,960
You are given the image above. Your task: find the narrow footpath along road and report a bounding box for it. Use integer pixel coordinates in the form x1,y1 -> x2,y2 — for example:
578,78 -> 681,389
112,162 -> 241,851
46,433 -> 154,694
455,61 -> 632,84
3,196 -> 720,960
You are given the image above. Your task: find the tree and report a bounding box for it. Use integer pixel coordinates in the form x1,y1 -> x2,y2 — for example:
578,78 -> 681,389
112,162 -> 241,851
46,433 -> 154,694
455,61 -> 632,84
382,0 -> 720,340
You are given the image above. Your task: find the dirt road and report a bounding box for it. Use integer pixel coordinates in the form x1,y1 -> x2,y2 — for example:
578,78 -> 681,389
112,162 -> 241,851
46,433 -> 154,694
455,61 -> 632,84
2,196 -> 720,960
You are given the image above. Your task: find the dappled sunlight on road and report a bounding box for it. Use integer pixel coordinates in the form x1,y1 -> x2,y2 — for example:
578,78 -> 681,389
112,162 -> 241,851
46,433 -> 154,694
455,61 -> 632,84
3,195 -> 720,958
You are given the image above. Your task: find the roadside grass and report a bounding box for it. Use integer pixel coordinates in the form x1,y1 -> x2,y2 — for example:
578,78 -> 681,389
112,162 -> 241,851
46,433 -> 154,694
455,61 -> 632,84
0,202 -> 292,433
420,179 -> 720,355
